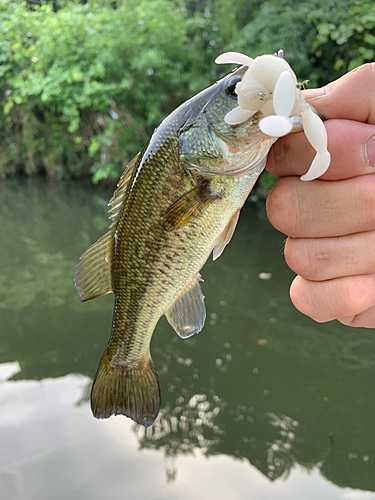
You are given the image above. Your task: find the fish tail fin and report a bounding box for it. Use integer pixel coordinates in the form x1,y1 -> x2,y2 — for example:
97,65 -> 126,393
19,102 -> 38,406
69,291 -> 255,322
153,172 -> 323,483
91,349 -> 161,428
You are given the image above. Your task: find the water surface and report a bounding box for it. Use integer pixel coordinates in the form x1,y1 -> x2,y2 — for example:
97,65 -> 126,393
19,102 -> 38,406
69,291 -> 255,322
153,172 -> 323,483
1,180 -> 375,500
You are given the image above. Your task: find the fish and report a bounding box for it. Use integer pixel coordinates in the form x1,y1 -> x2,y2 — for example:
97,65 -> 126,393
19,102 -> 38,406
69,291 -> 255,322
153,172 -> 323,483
74,61 -> 298,428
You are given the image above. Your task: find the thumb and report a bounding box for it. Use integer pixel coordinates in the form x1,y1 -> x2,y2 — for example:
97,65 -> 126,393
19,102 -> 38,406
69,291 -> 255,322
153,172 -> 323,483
304,63 -> 375,125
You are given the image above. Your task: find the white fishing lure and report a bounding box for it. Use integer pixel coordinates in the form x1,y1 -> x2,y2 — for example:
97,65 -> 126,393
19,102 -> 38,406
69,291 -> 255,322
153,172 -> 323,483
215,51 -> 331,181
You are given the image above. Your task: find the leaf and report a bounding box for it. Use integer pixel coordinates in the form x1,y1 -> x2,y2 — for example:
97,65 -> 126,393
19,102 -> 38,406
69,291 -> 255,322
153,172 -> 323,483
348,58 -> 364,71
364,33 -> 375,45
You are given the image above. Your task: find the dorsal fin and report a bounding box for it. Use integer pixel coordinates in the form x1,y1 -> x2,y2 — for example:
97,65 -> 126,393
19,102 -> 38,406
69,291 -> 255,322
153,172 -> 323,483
108,153 -> 140,228
74,231 -> 114,302
75,155 -> 140,303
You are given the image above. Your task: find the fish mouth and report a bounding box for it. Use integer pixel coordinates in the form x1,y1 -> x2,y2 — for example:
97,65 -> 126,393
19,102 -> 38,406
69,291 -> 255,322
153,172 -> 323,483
182,114 -> 303,177
216,115 -> 303,175
215,132 -> 276,176
183,128 -> 276,177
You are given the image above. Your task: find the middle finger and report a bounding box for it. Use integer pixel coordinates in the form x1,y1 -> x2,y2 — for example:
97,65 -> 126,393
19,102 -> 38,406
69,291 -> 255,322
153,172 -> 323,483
267,174 -> 375,238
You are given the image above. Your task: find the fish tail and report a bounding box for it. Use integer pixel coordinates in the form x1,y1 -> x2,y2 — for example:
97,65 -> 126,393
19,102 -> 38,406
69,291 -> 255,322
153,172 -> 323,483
90,349 -> 161,428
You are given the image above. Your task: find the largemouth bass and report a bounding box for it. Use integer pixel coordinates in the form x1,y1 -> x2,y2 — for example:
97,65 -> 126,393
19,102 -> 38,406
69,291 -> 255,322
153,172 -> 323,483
75,61 -> 295,428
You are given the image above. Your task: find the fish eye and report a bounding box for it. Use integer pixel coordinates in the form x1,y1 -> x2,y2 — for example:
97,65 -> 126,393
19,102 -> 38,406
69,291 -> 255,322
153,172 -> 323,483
225,75 -> 242,99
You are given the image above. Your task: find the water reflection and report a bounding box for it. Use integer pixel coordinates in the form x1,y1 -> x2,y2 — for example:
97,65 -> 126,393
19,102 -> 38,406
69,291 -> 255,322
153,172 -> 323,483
1,181 -> 375,495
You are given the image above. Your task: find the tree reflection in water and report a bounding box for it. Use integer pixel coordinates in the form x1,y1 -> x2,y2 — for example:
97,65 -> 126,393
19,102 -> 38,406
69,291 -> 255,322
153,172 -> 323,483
131,322 -> 375,490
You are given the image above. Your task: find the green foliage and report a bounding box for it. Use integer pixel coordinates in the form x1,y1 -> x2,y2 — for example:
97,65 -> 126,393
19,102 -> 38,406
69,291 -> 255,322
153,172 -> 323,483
311,1 -> 375,78
230,0 -> 375,87
256,171 -> 278,197
0,0 -> 193,180
1,0 -> 374,182
233,0 -> 318,84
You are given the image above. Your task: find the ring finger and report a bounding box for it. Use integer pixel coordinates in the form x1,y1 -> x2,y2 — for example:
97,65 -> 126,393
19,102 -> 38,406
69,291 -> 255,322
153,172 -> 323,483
285,229 -> 375,281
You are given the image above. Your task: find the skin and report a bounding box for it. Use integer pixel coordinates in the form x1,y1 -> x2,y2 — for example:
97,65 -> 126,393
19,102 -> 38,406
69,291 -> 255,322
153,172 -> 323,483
266,63 -> 375,328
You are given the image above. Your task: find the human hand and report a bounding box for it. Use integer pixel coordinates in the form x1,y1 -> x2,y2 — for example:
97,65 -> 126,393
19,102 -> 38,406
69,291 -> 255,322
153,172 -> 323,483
266,63 -> 375,327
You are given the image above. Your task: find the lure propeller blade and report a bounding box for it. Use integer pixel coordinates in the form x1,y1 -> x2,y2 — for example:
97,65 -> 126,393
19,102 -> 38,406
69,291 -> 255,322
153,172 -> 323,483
215,52 -> 253,67
273,71 -> 296,117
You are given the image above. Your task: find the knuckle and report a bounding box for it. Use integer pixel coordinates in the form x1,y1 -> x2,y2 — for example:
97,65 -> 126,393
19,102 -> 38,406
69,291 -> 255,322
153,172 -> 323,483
266,178 -> 299,235
337,276 -> 375,317
359,176 -> 375,227
265,145 -> 277,175
352,62 -> 375,85
350,63 -> 375,123
338,315 -> 359,327
289,276 -> 327,321
284,238 -> 324,280
284,238 -> 308,276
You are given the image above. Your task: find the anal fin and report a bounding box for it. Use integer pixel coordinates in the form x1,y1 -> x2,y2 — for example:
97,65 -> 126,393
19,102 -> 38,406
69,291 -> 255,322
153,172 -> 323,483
212,209 -> 240,261
165,274 -> 206,338
74,230 -> 114,302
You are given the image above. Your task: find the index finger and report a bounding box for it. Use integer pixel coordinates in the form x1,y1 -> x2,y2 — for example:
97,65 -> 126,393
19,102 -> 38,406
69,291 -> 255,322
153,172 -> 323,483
305,63 -> 375,124
266,119 -> 375,180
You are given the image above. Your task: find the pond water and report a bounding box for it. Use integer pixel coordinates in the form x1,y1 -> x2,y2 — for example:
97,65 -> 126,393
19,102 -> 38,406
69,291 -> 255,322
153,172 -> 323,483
1,180 -> 375,500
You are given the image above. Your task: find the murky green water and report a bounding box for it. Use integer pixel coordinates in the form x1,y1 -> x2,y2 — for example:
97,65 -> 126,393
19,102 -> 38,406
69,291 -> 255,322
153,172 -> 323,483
1,180 -> 375,500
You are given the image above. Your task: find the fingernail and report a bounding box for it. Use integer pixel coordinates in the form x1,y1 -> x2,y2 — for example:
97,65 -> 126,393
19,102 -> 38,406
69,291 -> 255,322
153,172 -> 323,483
365,134 -> 375,168
303,88 -> 325,100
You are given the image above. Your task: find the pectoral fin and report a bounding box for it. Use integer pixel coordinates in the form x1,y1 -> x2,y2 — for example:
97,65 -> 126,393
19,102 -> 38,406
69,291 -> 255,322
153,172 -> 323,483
212,209 -> 240,261
74,231 -> 114,302
165,274 -> 206,338
164,182 -> 220,231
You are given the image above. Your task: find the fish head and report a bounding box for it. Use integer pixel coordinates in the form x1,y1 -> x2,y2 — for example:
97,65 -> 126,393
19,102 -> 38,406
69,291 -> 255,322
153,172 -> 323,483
142,64 -> 302,177
178,66 -> 300,176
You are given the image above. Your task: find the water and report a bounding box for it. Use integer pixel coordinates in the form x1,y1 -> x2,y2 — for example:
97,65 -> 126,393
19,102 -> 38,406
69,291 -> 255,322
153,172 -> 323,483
1,180 -> 375,500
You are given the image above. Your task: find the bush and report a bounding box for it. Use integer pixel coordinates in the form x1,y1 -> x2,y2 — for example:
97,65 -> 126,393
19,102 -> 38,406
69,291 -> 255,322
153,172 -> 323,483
1,0 -> 197,180
1,0 -> 374,182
